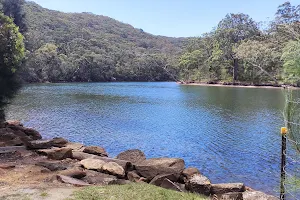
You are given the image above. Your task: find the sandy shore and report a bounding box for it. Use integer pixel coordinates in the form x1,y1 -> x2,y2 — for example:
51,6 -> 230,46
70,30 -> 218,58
178,82 -> 299,90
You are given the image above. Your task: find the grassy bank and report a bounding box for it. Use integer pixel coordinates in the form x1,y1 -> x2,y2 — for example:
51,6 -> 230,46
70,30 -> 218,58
68,183 -> 207,200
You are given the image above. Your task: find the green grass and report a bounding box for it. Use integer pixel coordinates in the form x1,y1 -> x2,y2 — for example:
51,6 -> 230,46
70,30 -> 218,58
67,183 -> 207,200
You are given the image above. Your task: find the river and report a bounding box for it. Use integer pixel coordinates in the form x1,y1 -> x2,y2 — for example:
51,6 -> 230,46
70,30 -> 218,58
5,82 -> 299,196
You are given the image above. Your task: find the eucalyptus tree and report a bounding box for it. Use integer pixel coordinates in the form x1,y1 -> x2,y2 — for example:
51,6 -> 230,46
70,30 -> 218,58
215,13 -> 261,81
0,13 -> 25,122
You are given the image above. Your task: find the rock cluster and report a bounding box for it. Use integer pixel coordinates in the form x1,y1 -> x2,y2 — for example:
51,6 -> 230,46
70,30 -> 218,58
0,121 -> 278,200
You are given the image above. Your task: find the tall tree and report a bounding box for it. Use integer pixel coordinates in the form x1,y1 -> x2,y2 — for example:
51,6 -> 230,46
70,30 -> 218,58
0,13 -> 25,122
0,0 -> 27,33
215,13 -> 261,81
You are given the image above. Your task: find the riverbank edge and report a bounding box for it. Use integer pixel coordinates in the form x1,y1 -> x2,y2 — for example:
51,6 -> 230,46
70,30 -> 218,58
0,120 -> 279,200
177,81 -> 299,89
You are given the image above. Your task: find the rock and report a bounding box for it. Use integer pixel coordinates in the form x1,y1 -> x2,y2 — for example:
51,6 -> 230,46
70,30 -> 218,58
180,167 -> 200,183
83,146 -> 108,157
150,173 -> 180,186
160,178 -> 183,192
214,192 -> 243,200
36,161 -> 68,171
135,158 -> 185,180
41,168 -> 51,173
51,137 -> 68,147
58,168 -> 86,179
47,148 -> 73,160
0,163 -> 15,169
185,174 -> 211,196
108,179 -> 132,185
56,175 -> 90,186
243,191 -> 279,200
82,170 -> 117,185
80,158 -> 105,170
211,183 -> 245,195
66,142 -> 85,151
72,151 -> 95,160
26,140 -> 53,149
116,149 -> 146,163
74,153 -> 132,171
22,128 -> 42,140
0,150 -> 22,161
6,120 -> 23,126
102,162 -> 125,177
127,171 -> 141,182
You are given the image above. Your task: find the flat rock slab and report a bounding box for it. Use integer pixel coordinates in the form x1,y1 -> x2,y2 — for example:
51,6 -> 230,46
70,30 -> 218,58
26,140 -> 53,149
80,158 -> 105,170
243,191 -> 279,200
160,178 -> 183,192
47,147 -> 73,160
57,175 -> 90,186
102,162 -> 125,177
0,163 -> 15,169
135,158 -> 185,180
82,170 -> 118,185
51,137 -> 68,147
36,161 -> 68,171
185,174 -> 211,196
116,149 -> 146,163
58,168 -> 87,179
66,143 -> 85,151
211,183 -> 245,194
150,173 -> 180,186
83,146 -> 108,157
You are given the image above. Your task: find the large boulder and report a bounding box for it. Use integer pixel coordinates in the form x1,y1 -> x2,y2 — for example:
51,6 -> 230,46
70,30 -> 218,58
215,192 -> 243,200
150,173 -> 180,186
26,140 -> 53,149
243,191 -> 279,200
80,158 -> 105,171
135,158 -> 185,180
211,183 -> 245,195
72,151 -> 95,160
36,161 -> 68,171
185,174 -> 211,196
116,149 -> 146,163
47,148 -> 73,160
180,167 -> 200,183
82,170 -> 117,185
51,137 -> 68,147
102,162 -> 125,177
58,168 -> 86,179
127,171 -> 141,182
83,146 -> 108,157
160,178 -> 183,192
56,175 -> 90,186
66,142 -> 85,151
22,128 -> 42,140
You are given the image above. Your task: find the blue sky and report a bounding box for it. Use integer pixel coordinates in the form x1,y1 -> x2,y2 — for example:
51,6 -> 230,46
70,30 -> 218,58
29,0 -> 299,37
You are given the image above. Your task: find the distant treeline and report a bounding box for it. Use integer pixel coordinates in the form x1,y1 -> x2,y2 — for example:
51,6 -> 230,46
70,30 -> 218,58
177,2 -> 300,86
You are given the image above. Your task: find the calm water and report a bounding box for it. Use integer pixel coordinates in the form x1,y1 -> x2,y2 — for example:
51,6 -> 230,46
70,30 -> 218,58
5,82 -> 297,195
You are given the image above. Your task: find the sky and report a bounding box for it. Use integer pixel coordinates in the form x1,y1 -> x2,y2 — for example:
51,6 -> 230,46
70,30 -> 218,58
29,0 -> 299,37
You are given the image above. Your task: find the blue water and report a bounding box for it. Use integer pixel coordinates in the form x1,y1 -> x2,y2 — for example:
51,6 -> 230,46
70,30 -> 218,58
6,82 -> 299,196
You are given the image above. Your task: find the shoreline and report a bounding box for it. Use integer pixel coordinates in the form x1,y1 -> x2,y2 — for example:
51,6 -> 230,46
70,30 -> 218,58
177,82 -> 299,90
0,120 -> 278,200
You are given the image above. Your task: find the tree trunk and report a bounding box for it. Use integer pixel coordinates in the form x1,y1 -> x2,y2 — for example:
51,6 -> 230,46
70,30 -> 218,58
0,109 -> 5,123
233,59 -> 238,81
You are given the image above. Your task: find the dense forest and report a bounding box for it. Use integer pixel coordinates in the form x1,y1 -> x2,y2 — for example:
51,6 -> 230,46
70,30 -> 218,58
178,2 -> 300,86
20,2 -> 186,82
0,0 -> 300,86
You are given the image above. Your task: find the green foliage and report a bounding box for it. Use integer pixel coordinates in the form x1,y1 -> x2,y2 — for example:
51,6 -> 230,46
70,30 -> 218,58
19,2 -> 185,83
0,0 -> 27,33
0,13 -> 25,121
282,40 -> 300,85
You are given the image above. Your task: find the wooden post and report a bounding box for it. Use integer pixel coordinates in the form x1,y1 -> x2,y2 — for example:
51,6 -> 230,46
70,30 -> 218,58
280,127 -> 287,200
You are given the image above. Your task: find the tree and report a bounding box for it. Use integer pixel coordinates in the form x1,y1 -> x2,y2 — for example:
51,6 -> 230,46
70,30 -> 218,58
215,13 -> 261,81
282,40 -> 300,85
0,0 -> 27,33
0,13 -> 25,122
235,39 -> 282,84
